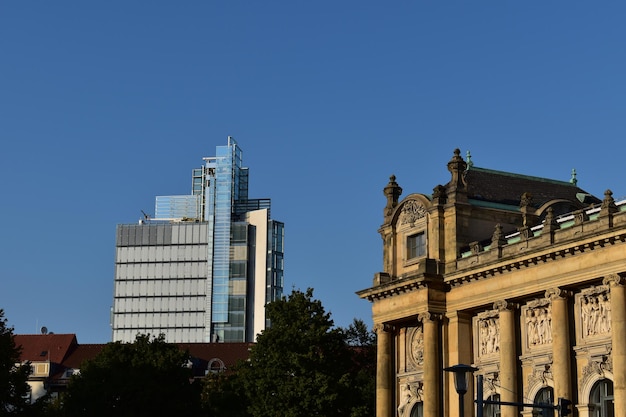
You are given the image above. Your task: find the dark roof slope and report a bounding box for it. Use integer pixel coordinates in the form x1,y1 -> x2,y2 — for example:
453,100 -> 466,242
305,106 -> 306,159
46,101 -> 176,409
178,342 -> 252,369
62,344 -> 106,369
463,167 -> 601,208
15,334 -> 78,364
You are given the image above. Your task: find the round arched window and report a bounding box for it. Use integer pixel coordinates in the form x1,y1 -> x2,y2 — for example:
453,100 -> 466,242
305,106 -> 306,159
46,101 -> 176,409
533,387 -> 554,417
590,379 -> 614,417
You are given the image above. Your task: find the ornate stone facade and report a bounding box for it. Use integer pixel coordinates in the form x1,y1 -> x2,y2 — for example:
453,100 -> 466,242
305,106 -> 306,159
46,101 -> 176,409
400,200 -> 427,225
358,150 -> 626,417
475,312 -> 500,358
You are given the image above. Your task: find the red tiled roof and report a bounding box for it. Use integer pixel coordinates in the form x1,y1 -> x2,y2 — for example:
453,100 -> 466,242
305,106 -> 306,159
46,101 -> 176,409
14,334 -> 78,364
15,333 -> 252,380
62,344 -> 106,369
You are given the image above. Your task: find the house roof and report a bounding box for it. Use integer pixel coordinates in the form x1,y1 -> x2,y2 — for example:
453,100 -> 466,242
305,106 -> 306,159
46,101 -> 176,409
463,166 -> 601,209
15,332 -> 253,385
14,334 -> 78,364
62,344 -> 106,369
15,333 -> 252,374
178,342 -> 253,371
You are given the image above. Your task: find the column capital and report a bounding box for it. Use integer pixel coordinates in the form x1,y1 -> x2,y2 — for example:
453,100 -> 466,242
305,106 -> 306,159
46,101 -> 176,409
493,299 -> 517,312
373,323 -> 394,334
603,273 -> 626,287
545,287 -> 572,300
418,311 -> 442,323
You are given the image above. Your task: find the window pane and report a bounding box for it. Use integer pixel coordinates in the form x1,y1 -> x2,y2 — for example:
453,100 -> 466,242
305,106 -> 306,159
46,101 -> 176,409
484,394 -> 500,417
534,387 -> 554,417
407,233 -> 426,259
590,379 -> 614,417
410,402 -> 423,417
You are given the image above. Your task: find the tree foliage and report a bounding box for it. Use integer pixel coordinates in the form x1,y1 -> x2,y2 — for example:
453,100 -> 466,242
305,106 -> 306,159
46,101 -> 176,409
62,334 -> 201,417
339,318 -> 376,417
0,309 -> 32,416
342,318 -> 376,347
201,371 -> 248,417
231,289 -> 375,417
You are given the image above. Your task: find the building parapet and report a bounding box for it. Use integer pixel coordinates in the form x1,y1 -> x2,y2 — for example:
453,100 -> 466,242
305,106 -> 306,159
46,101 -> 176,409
459,199 -> 626,259
452,199 -> 626,282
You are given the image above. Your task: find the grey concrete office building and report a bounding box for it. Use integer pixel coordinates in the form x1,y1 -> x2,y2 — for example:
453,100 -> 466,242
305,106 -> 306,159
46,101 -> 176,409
111,137 -> 284,343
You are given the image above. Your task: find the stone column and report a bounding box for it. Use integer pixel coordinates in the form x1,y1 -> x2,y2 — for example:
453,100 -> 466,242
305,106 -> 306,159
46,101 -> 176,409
419,312 -> 440,417
603,274 -> 626,413
375,323 -> 393,417
494,300 -> 518,417
546,288 -> 572,401
446,311 -> 474,417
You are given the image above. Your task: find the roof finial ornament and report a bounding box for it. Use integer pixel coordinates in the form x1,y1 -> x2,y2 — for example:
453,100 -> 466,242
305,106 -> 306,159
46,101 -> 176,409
466,150 -> 473,170
570,169 -> 577,186
383,174 -> 403,220
447,148 -> 467,190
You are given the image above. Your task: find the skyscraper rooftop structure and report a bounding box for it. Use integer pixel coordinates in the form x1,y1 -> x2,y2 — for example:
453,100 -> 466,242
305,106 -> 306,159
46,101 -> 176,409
112,137 -> 284,343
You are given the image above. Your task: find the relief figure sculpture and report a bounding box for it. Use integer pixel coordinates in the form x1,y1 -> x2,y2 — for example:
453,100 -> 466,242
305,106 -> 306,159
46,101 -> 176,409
581,292 -> 611,337
525,305 -> 552,347
480,318 -> 500,355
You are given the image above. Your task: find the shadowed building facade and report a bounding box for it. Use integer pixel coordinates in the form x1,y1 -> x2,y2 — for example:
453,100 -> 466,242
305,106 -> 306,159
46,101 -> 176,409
358,150 -> 624,417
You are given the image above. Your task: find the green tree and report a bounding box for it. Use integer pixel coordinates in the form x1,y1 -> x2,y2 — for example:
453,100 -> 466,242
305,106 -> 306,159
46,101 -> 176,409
0,309 -> 32,416
234,289 -> 363,417
201,371 -> 248,417
339,318 -> 376,417
342,318 -> 376,347
61,334 -> 201,417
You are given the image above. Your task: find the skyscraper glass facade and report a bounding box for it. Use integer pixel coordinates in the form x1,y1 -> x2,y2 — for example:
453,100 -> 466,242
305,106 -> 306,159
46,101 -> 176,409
112,137 -> 284,343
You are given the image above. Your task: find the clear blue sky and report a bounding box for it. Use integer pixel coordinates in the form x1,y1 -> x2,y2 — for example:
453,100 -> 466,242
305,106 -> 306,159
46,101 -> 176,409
1,2 -> 624,343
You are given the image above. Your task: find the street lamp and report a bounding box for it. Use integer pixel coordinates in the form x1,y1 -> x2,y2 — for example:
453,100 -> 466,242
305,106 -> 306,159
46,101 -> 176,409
444,364 -> 479,417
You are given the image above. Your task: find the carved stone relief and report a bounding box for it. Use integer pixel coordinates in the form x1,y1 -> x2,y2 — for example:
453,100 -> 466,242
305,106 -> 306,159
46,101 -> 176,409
481,371 -> 500,397
476,312 -> 500,357
400,200 -> 426,225
579,286 -> 611,338
408,326 -> 424,369
524,299 -> 552,349
525,365 -> 553,398
397,382 -> 424,417
582,354 -> 612,378
528,365 -> 552,387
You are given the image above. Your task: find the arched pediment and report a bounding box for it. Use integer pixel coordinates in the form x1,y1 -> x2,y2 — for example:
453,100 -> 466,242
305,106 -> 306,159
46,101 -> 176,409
392,194 -> 431,226
580,357 -> 613,400
524,366 -> 554,401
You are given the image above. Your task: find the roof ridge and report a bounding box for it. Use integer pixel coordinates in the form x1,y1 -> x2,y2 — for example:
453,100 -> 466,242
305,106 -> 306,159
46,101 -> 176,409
468,166 -> 575,187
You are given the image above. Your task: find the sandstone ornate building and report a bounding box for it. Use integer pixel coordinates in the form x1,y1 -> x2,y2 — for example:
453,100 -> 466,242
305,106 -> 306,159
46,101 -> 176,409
358,150 -> 625,417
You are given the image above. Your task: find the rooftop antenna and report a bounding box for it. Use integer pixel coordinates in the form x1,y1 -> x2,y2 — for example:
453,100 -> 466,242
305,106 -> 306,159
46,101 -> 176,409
140,210 -> 151,224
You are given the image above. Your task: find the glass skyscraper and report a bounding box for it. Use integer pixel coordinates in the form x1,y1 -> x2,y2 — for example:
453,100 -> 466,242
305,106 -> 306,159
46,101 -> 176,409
112,137 -> 284,343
